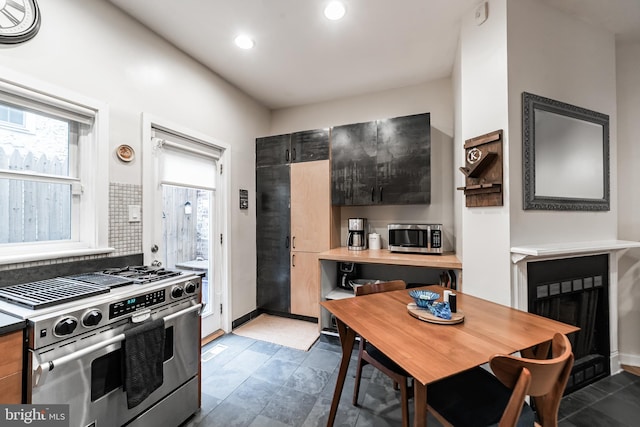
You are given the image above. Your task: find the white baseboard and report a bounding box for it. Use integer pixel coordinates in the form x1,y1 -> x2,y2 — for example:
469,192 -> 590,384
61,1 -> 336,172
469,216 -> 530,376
618,352 -> 640,368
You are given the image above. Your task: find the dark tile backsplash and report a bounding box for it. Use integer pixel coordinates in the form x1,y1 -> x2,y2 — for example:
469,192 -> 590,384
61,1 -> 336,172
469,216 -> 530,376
0,254 -> 143,287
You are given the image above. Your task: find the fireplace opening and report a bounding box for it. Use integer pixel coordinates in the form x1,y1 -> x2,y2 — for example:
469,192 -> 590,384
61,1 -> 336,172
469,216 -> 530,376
527,254 -> 610,393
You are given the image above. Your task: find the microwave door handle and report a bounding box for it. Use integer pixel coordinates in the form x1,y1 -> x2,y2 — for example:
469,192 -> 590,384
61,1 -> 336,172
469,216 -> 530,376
31,303 -> 203,387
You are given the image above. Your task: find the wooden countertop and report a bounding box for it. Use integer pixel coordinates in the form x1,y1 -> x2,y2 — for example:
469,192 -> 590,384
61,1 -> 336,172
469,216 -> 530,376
318,247 -> 462,269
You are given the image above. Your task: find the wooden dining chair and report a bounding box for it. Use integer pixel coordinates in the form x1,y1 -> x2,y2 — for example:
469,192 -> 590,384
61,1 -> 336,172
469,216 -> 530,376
427,332 -> 574,427
352,279 -> 412,427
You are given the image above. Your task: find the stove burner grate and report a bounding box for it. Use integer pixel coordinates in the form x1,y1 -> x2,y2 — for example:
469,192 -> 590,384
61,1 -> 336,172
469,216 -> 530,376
0,278 -> 109,309
67,273 -> 134,289
101,266 -> 182,283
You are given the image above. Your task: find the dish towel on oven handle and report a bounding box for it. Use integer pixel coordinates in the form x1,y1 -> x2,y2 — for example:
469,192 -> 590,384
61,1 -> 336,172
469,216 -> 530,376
122,317 -> 166,409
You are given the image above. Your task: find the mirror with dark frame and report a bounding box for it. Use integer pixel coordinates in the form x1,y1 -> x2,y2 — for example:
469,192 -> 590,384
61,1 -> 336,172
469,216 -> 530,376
522,92 -> 610,211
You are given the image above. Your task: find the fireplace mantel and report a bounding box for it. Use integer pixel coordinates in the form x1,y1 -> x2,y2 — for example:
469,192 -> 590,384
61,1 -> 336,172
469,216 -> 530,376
511,240 -> 640,264
510,239 -> 640,377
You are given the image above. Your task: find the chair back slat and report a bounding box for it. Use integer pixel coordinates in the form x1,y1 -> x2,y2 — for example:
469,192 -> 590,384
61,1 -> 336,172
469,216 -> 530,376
498,368 -> 531,427
491,333 -> 572,397
490,333 -> 574,427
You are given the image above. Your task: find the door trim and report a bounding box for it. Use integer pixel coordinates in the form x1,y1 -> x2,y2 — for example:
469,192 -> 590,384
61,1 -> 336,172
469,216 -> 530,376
141,113 -> 232,333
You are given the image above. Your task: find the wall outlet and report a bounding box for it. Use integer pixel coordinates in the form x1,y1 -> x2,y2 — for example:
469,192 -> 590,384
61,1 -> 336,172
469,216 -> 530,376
475,1 -> 488,26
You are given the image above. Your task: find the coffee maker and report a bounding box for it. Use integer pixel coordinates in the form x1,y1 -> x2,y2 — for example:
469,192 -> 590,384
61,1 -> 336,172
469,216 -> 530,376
337,262 -> 358,290
347,218 -> 367,251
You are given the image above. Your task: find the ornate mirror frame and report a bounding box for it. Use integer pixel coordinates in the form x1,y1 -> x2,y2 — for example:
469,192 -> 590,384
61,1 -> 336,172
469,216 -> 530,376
522,92 -> 610,211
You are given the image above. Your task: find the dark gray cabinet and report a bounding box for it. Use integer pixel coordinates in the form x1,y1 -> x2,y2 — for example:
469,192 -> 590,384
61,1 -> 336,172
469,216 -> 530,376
256,129 -> 329,168
376,113 -> 431,204
256,164 -> 290,313
331,113 -> 431,206
255,129 -> 329,314
291,128 -> 330,163
330,121 -> 377,205
256,134 -> 290,167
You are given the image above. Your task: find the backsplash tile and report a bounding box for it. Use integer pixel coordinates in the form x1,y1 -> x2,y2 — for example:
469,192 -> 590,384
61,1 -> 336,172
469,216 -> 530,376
109,182 -> 143,257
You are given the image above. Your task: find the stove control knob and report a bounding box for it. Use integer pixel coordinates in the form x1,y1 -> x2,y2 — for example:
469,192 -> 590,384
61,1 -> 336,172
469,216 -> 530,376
184,281 -> 197,294
171,285 -> 184,299
54,317 -> 78,337
82,309 -> 103,327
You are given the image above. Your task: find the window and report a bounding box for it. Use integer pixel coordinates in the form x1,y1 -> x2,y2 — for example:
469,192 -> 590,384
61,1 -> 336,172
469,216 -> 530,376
0,74 -> 110,263
0,105 -> 25,127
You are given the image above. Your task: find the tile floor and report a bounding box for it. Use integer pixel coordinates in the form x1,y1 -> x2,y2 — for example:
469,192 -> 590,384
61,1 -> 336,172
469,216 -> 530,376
181,333 -> 640,427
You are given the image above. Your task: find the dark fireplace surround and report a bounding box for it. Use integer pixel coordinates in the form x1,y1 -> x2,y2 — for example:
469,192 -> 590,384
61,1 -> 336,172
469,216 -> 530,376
527,254 -> 610,394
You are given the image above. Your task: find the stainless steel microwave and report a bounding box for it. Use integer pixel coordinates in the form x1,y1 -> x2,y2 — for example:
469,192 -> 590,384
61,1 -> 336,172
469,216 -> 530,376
388,224 -> 445,254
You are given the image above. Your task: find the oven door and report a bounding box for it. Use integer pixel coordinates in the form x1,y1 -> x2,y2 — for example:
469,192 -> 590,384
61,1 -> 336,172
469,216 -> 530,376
29,301 -> 201,427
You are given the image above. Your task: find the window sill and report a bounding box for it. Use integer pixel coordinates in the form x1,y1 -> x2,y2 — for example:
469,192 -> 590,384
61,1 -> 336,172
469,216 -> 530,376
0,246 -> 115,266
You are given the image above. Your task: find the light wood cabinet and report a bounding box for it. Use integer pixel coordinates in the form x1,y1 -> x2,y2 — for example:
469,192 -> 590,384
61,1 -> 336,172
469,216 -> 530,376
0,330 -> 23,403
291,160 -> 331,252
290,160 -> 331,317
291,252 -> 320,317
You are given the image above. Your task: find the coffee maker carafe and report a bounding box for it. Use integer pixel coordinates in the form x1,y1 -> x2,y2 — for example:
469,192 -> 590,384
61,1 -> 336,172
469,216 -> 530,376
347,218 -> 367,251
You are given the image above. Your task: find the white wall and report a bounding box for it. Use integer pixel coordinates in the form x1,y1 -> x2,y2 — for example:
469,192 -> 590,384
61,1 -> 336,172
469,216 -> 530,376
270,79 -> 456,249
457,0 -> 511,304
271,80 -> 453,136
507,0 -> 618,246
616,41 -> 640,365
0,0 -> 270,323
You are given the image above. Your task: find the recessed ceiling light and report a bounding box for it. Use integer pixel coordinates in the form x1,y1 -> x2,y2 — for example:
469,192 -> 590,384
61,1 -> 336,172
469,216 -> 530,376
324,1 -> 346,20
234,35 -> 255,49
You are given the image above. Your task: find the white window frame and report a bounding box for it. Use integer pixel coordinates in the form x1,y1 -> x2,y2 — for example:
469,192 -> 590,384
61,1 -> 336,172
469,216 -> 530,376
0,67 -> 111,265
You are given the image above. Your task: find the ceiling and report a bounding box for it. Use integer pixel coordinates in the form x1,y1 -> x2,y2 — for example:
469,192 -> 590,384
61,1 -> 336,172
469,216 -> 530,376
107,0 -> 640,110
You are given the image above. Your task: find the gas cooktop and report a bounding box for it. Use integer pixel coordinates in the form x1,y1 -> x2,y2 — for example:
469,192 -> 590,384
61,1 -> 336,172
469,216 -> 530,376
0,266 -> 183,311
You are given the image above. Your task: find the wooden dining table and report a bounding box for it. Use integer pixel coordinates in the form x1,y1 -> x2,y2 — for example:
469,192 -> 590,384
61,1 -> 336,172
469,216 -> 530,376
320,285 -> 580,427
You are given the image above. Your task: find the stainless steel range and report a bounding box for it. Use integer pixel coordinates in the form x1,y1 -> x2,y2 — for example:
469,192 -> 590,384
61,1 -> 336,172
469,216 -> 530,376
0,266 -> 202,427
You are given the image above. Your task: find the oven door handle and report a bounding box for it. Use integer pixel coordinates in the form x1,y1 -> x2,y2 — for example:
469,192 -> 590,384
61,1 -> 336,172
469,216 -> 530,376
32,303 -> 203,388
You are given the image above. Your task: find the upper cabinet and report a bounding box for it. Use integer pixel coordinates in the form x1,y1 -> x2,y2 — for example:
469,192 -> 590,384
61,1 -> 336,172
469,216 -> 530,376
331,121 -> 378,205
256,129 -> 329,168
331,113 -> 431,206
256,134 -> 291,167
291,128 -> 330,163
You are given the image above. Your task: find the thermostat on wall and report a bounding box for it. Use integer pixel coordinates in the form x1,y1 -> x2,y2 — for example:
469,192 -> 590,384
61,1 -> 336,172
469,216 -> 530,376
239,189 -> 249,209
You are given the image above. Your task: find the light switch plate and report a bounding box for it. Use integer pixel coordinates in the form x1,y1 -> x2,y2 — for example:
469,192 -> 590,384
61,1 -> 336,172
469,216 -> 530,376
128,205 -> 141,222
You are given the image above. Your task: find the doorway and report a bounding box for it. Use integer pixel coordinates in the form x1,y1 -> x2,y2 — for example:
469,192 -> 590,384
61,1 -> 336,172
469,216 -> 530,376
142,114 -> 230,338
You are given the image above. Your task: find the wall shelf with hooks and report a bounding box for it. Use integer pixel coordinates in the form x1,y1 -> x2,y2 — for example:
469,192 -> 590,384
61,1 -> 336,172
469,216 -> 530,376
457,129 -> 503,207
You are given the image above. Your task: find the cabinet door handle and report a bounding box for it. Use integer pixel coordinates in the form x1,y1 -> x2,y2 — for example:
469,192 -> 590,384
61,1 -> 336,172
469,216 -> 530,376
285,149 -> 290,162
371,186 -> 375,202
379,186 -> 383,203
292,236 -> 296,249
292,148 -> 296,161
292,254 -> 296,267
286,236 -> 290,249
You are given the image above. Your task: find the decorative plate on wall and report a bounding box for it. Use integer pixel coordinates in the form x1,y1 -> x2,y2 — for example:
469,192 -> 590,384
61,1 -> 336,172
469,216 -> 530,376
116,144 -> 135,162
0,0 -> 41,45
